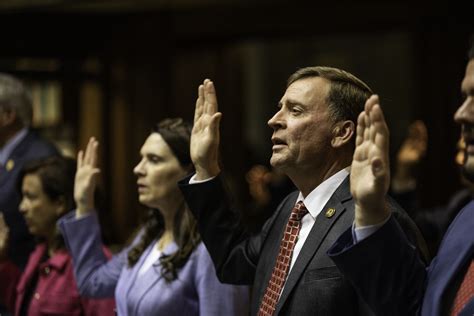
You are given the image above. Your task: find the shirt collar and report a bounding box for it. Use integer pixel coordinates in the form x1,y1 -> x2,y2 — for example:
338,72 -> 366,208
31,243 -> 70,272
46,249 -> 70,271
296,167 -> 350,219
0,127 -> 28,165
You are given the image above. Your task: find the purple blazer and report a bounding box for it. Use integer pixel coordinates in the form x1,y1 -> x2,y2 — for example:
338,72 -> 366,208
59,212 -> 249,316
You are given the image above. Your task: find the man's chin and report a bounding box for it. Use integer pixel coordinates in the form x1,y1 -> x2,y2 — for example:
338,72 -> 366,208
270,156 -> 284,170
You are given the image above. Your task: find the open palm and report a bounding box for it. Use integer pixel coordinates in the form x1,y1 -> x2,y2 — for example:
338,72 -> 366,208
351,95 -> 391,225
0,214 -> 9,260
74,137 -> 101,217
190,79 -> 222,179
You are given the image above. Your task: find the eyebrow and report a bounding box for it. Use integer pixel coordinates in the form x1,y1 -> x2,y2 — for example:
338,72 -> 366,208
278,99 -> 306,108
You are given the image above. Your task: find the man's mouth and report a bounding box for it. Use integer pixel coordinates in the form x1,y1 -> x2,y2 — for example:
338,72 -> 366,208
271,137 -> 286,146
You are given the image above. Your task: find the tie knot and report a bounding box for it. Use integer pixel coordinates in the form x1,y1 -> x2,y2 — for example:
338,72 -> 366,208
291,201 -> 308,221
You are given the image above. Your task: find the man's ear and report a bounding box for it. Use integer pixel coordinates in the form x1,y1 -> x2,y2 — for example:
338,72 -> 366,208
0,108 -> 17,126
331,120 -> 355,148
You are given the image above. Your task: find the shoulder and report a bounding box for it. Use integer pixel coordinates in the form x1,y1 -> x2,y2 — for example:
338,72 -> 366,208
190,242 -> 211,263
444,200 -> 474,237
19,131 -> 59,157
186,242 -> 216,274
26,131 -> 58,153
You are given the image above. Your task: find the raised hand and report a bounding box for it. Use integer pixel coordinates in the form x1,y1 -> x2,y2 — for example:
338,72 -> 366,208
190,79 -> 222,180
397,120 -> 428,167
0,213 -> 10,261
350,95 -> 391,226
392,120 -> 428,191
74,137 -> 101,218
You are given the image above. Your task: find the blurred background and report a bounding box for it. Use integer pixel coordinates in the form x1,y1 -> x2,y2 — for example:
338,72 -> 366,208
1,0 -> 473,245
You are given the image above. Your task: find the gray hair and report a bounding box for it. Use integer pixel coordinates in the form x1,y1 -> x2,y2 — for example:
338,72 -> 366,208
0,73 -> 33,127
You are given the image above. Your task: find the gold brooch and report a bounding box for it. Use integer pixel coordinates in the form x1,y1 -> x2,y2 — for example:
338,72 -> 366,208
325,208 -> 336,218
6,159 -> 14,171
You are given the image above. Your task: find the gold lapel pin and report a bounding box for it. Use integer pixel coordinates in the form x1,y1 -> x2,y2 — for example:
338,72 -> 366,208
5,159 -> 14,171
325,208 -> 336,218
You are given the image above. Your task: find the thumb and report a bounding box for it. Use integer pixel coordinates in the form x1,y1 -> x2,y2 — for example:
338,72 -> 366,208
210,112 -> 222,134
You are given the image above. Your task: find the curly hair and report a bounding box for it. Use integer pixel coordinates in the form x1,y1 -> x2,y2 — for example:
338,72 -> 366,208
127,118 -> 201,282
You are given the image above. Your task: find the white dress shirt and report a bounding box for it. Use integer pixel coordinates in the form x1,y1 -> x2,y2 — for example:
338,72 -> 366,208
288,168 -> 349,272
190,167 -> 350,273
138,240 -> 162,277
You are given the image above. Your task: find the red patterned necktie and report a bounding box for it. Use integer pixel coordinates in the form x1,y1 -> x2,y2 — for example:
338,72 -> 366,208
258,201 -> 308,316
450,259 -> 474,316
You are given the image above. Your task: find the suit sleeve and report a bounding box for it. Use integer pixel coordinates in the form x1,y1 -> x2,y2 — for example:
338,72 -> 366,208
327,215 -> 426,316
194,243 -> 250,316
179,174 -> 275,285
59,212 -> 127,298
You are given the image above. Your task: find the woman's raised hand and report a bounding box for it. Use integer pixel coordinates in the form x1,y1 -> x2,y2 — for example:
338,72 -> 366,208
74,137 -> 101,218
0,213 -> 10,261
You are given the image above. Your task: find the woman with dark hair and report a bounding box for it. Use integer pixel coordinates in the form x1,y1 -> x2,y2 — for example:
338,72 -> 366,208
59,118 -> 249,315
0,156 -> 115,315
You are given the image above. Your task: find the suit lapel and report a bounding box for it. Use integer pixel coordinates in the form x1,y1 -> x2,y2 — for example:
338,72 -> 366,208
424,203 -> 474,314
0,131 -> 32,187
275,178 -> 352,313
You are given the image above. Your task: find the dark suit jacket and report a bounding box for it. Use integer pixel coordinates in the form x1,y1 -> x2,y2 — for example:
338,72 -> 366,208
0,130 -> 58,268
179,174 -> 428,315
328,199 -> 474,316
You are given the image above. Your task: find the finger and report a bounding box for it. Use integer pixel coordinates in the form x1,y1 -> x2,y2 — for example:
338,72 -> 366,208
84,137 -> 93,165
368,96 -> 381,143
363,96 -> 375,142
365,94 -> 379,112
90,140 -> 99,168
209,112 -> 222,136
355,111 -> 366,147
0,214 -> 8,235
364,111 -> 370,142
77,150 -> 84,169
411,120 -> 428,139
372,104 -> 390,154
90,168 -> 101,178
194,84 -> 204,125
86,137 -> 97,165
204,80 -> 218,115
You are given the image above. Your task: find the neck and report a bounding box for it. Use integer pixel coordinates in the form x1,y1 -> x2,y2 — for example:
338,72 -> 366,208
45,229 -> 59,257
156,197 -> 184,247
288,159 -> 349,197
0,126 -> 23,148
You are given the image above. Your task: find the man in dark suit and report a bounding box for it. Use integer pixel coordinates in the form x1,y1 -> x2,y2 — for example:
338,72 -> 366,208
328,41 -> 474,316
0,73 -> 59,270
179,68 -> 427,315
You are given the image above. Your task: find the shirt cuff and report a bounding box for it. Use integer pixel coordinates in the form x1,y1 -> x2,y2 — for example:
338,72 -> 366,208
189,174 -> 216,184
352,214 -> 391,243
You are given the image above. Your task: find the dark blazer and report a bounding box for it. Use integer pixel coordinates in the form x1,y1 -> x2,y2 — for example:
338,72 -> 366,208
0,130 -> 58,268
179,174 -> 428,315
329,200 -> 474,316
